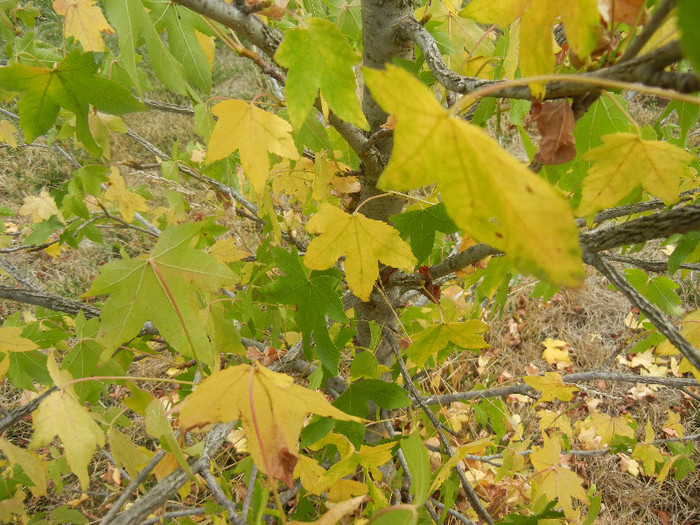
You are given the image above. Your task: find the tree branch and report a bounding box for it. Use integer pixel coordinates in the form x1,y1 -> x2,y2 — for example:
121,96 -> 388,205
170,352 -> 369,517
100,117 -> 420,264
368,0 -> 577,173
602,253 -> 700,273
395,17 -> 698,98
0,285 -> 101,318
0,386 -> 59,434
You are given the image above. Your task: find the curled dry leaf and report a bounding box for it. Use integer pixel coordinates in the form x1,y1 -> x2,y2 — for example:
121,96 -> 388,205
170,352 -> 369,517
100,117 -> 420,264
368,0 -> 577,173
598,0 -> 650,26
532,101 -> 577,165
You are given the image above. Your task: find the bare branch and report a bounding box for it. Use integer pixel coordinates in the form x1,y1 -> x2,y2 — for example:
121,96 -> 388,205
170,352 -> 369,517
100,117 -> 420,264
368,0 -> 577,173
603,253 -> 700,273
585,252 -> 700,370
0,285 -> 101,318
200,460 -> 246,524
422,371 -> 699,406
0,255 -> 42,291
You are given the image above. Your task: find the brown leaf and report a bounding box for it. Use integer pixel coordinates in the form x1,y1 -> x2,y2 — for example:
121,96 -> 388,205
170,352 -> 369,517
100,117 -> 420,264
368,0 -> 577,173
532,101 -> 577,165
598,0 -> 650,26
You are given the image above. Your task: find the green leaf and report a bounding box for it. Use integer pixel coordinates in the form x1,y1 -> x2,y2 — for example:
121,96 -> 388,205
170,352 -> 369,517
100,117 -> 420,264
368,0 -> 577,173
85,223 -> 235,366
400,434 -> 431,506
391,203 -> 458,263
407,321 -> 489,368
263,247 -> 346,373
668,231 -> 700,274
275,17 -> 368,130
623,269 -> 683,317
335,379 -> 411,418
103,0 -> 188,94
364,65 -> 584,287
145,0 -> 213,93
0,50 -> 145,155
678,0 -> 700,71
366,506 -> 418,525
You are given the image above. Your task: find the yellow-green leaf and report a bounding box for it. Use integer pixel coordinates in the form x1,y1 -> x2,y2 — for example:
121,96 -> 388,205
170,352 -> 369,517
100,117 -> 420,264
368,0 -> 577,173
179,364 -> 362,488
275,18 -> 367,130
102,167 -> 148,223
460,0 -> 599,95
29,354 -> 104,490
0,326 -> 39,381
530,434 -> 589,518
364,65 -> 584,287
304,203 -> 416,301
0,439 -> 47,497
578,133 -> 694,216
407,320 -> 489,367
205,100 -> 299,196
523,372 -> 578,404
53,0 -> 114,52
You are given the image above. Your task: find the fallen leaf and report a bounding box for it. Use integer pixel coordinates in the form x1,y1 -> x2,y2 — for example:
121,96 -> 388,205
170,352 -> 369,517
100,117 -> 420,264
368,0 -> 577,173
523,372 -> 578,405
532,101 -> 576,165
541,337 -> 572,369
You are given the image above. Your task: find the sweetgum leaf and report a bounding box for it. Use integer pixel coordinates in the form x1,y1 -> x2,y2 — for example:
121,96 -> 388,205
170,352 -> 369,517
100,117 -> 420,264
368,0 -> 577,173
275,17 -> 367,130
179,364 -> 361,488
263,248 -> 346,374
391,203 -> 458,263
364,65 -> 584,287
0,50 -> 145,155
304,203 -> 416,301
85,223 -> 235,366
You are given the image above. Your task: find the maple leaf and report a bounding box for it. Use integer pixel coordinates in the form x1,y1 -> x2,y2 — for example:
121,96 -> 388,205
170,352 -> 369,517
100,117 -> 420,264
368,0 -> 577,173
178,363 -> 362,488
584,412 -> 635,445
632,420 -> 664,475
18,190 -> 62,224
391,203 -> 458,264
85,222 -> 235,366
0,50 -> 145,156
364,65 -> 584,288
53,0 -> 114,52
530,434 -> 589,518
208,238 -> 249,263
29,354 -> 105,490
102,0 -> 188,94
205,100 -> 299,196
0,439 -> 47,497
271,159 -> 314,204
0,119 -> 18,148
0,326 -> 39,380
461,0 -> 599,96
578,133 -> 694,216
275,17 -> 367,130
102,167 -> 148,223
304,203 -> 417,301
541,338 -> 572,369
407,321 -> 489,367
532,101 -> 577,165
523,372 -> 578,405
263,248 -> 347,373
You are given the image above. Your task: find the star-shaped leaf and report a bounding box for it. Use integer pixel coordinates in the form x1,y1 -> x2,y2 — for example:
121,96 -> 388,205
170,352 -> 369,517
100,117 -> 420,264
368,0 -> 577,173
530,434 -> 589,518
85,223 -> 235,366
29,353 -> 104,490
275,17 -> 367,130
391,203 -> 458,263
577,133 -> 695,216
53,0 -> 114,52
0,50 -> 145,156
407,321 -> 489,367
205,100 -> 299,196
179,363 -> 362,488
364,66 -> 584,287
461,0 -> 599,96
304,203 -> 416,301
523,372 -> 578,405
263,248 -> 347,373
102,167 -> 148,223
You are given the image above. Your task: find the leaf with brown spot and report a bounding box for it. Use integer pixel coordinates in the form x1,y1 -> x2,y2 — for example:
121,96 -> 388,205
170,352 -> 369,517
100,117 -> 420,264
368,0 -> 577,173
532,101 -> 577,165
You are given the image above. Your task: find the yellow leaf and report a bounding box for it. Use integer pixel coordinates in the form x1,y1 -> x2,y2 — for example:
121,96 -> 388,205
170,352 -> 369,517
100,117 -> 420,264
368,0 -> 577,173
364,66 -> 584,287
44,240 -> 63,259
304,203 -> 416,301
0,119 -> 17,148
584,412 -> 635,445
663,409 -> 684,439
430,437 -> 493,493
19,190 -> 62,224
536,409 -> 572,434
29,354 -> 104,490
0,439 -> 47,496
461,0 -> 599,96
530,434 -> 589,518
208,238 -> 250,263
541,338 -> 572,368
195,29 -> 215,70
578,133 -> 694,216
178,364 -> 362,488
523,372 -> 578,405
631,420 -> 664,475
271,158 -> 314,203
205,100 -> 299,196
103,167 -> 148,223
52,0 -> 114,52
0,326 -> 38,380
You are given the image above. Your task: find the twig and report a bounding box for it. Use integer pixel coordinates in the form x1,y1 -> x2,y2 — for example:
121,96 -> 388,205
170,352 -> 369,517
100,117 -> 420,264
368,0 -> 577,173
99,446 -> 131,483
389,332 -> 494,525
100,449 -> 168,524
585,252 -> 700,370
0,285 -> 101,319
0,386 -> 58,434
602,253 -> 700,273
200,460 -> 247,524
427,497 -> 476,525
241,465 -> 258,520
139,507 -> 206,525
0,254 -> 42,291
